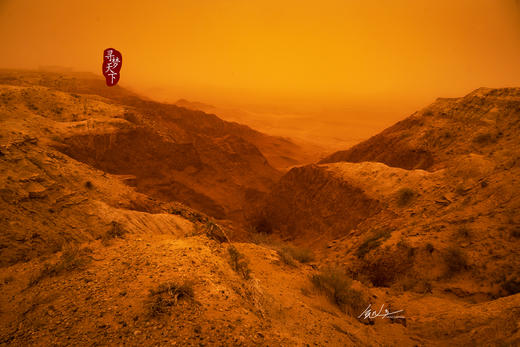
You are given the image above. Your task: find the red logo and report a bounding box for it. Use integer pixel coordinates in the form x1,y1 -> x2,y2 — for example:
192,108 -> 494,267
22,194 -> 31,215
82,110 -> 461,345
102,48 -> 122,86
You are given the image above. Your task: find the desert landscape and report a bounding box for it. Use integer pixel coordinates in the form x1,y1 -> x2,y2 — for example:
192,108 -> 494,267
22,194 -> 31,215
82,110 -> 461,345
0,70 -> 519,346
1,1 -> 520,346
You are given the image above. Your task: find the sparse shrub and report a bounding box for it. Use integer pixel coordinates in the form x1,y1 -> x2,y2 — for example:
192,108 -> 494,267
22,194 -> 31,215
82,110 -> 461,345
246,208 -> 273,234
203,221 -> 228,243
148,281 -> 195,317
455,185 -> 468,196
228,246 -> 251,280
444,246 -> 469,276
455,226 -> 471,238
278,246 -> 314,267
102,221 -> 127,245
29,246 -> 91,286
397,188 -> 414,206
501,277 -> 520,296
510,228 -> 520,239
473,133 -> 495,145
361,248 -> 414,287
356,230 -> 391,258
278,249 -> 297,267
52,106 -> 63,115
310,268 -> 366,315
249,232 -> 277,245
123,111 -> 138,123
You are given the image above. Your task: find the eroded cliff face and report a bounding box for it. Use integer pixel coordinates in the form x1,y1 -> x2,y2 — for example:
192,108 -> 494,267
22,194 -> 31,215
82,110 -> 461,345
260,164 -> 381,244
0,71 -> 288,220
259,87 -> 520,301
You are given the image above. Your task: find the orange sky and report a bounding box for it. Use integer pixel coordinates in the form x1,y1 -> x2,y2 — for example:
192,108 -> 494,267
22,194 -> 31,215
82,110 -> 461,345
1,0 -> 520,127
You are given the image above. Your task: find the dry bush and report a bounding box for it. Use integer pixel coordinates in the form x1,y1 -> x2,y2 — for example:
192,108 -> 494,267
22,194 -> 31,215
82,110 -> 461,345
501,277 -> 520,296
444,246 -> 469,276
245,208 -> 273,235
510,228 -> 520,239
425,242 -> 435,254
249,232 -> 278,245
455,226 -> 472,238
278,248 -> 297,267
228,246 -> 251,280
311,268 -> 366,315
84,180 -> 93,189
203,221 -> 228,243
473,132 -> 496,145
360,245 -> 415,287
123,111 -> 139,124
29,246 -> 91,286
102,221 -> 127,245
397,188 -> 414,206
278,246 -> 314,266
455,184 -> 469,196
148,281 -> 195,317
356,230 -> 391,258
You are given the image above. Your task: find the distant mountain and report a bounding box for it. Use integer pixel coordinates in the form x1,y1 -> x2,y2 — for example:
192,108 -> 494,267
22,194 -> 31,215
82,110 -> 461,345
175,98 -> 216,112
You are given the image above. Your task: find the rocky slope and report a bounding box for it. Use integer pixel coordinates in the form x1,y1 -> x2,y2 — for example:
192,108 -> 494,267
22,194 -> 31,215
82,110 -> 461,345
320,88 -> 520,171
0,70 -> 304,220
1,72 -> 519,346
260,87 -> 520,304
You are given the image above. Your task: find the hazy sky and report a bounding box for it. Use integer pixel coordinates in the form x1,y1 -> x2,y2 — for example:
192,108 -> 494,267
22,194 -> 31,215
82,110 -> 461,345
1,0 -> 520,121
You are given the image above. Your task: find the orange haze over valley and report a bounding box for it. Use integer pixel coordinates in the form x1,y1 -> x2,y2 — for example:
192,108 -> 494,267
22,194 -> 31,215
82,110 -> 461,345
1,1 -> 520,346
2,0 -> 520,148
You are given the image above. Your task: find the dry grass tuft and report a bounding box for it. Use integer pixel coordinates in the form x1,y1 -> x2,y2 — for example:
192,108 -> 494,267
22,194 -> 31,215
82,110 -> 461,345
311,268 -> 366,315
148,281 -> 195,317
397,188 -> 415,206
228,246 -> 251,280
444,246 -> 469,276
455,226 -> 472,238
277,246 -> 314,266
356,230 -> 391,258
102,221 -> 127,245
29,246 -> 91,286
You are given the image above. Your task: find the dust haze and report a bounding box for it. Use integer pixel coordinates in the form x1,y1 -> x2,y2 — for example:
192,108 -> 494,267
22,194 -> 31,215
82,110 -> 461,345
1,0 -> 520,148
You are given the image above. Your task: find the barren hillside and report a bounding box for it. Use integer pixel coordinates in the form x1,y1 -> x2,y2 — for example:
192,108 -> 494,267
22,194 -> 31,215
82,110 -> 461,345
1,73 -> 519,346
0,70 -> 315,221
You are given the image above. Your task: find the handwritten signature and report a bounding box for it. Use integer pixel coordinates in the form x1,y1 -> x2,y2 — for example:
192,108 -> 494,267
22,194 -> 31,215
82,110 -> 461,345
358,304 -> 405,320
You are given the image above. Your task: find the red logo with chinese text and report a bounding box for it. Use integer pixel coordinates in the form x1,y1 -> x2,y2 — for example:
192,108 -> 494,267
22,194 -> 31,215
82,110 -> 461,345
102,48 -> 122,86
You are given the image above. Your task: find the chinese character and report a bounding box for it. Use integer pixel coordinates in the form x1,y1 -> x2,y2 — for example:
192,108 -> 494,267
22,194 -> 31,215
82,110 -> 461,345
102,48 -> 122,86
